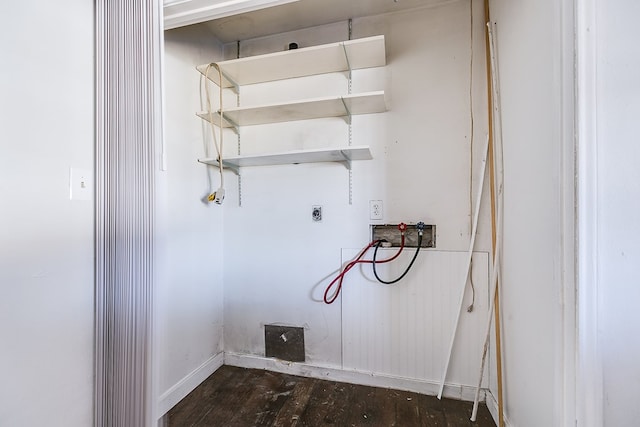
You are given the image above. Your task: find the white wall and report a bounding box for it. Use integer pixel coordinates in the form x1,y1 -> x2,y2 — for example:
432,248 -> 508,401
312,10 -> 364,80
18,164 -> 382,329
595,0 -> 640,424
221,0 -> 492,382
156,25 -> 226,415
0,1 -> 95,426
158,3 -> 628,426
489,0 -> 568,425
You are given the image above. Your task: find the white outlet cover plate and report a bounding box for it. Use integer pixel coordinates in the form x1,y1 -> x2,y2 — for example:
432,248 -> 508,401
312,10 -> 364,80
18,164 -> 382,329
369,200 -> 383,220
70,168 -> 92,201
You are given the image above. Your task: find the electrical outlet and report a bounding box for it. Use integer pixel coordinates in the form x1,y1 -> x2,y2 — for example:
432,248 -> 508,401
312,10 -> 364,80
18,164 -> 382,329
369,200 -> 383,220
312,205 -> 322,222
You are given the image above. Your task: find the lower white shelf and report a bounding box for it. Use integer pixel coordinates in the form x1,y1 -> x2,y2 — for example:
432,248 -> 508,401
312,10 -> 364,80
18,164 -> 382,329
198,146 -> 372,174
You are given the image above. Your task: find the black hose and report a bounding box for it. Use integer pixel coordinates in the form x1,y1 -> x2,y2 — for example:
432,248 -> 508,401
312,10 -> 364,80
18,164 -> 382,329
372,233 -> 423,284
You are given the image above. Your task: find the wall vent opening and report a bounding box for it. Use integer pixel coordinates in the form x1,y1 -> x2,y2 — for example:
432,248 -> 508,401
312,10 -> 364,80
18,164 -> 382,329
265,325 -> 305,362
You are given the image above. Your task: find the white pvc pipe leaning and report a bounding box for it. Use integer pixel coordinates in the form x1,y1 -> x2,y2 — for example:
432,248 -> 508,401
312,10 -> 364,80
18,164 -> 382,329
470,202 -> 503,421
437,134 -> 490,400
471,20 -> 504,422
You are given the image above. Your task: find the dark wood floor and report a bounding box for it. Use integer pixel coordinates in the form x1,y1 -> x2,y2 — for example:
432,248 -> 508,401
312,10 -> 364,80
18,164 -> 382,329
167,365 -> 496,427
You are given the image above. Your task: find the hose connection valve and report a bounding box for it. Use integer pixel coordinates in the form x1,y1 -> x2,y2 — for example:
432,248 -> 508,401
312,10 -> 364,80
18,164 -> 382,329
416,221 -> 425,236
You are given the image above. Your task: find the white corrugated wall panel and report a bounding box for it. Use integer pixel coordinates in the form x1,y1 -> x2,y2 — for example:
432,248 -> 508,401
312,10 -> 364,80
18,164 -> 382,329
341,249 -> 489,392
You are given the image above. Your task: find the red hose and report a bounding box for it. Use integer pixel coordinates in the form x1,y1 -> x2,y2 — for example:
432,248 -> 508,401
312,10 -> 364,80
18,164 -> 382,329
323,224 -> 406,304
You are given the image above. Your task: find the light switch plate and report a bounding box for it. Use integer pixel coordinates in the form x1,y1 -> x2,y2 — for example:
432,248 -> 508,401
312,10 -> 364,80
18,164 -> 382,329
70,168 -> 92,201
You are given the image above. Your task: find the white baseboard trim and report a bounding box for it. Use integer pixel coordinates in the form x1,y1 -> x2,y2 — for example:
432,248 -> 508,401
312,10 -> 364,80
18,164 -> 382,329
224,352 -> 487,403
157,351 -> 224,417
485,389 -> 513,427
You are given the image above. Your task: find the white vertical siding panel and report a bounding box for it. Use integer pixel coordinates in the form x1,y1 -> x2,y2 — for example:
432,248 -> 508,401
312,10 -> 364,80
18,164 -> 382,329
342,250 -> 489,389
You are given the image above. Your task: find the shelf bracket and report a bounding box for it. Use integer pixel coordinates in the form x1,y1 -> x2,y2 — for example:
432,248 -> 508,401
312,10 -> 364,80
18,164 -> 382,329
219,68 -> 240,94
219,159 -> 240,176
200,63 -> 240,93
197,158 -> 240,176
340,97 -> 352,125
338,150 -> 353,170
218,112 -> 240,135
341,43 -> 353,83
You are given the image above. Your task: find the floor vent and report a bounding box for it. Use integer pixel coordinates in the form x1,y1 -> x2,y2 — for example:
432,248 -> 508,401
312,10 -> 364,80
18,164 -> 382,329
265,325 -> 305,362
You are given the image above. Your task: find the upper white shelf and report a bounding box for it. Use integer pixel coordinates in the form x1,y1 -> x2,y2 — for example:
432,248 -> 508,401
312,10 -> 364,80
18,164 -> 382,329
197,91 -> 387,128
196,35 -> 386,88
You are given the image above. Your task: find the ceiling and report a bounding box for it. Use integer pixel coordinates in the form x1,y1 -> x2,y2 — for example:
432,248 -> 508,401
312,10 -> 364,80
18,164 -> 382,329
198,0 -> 450,43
